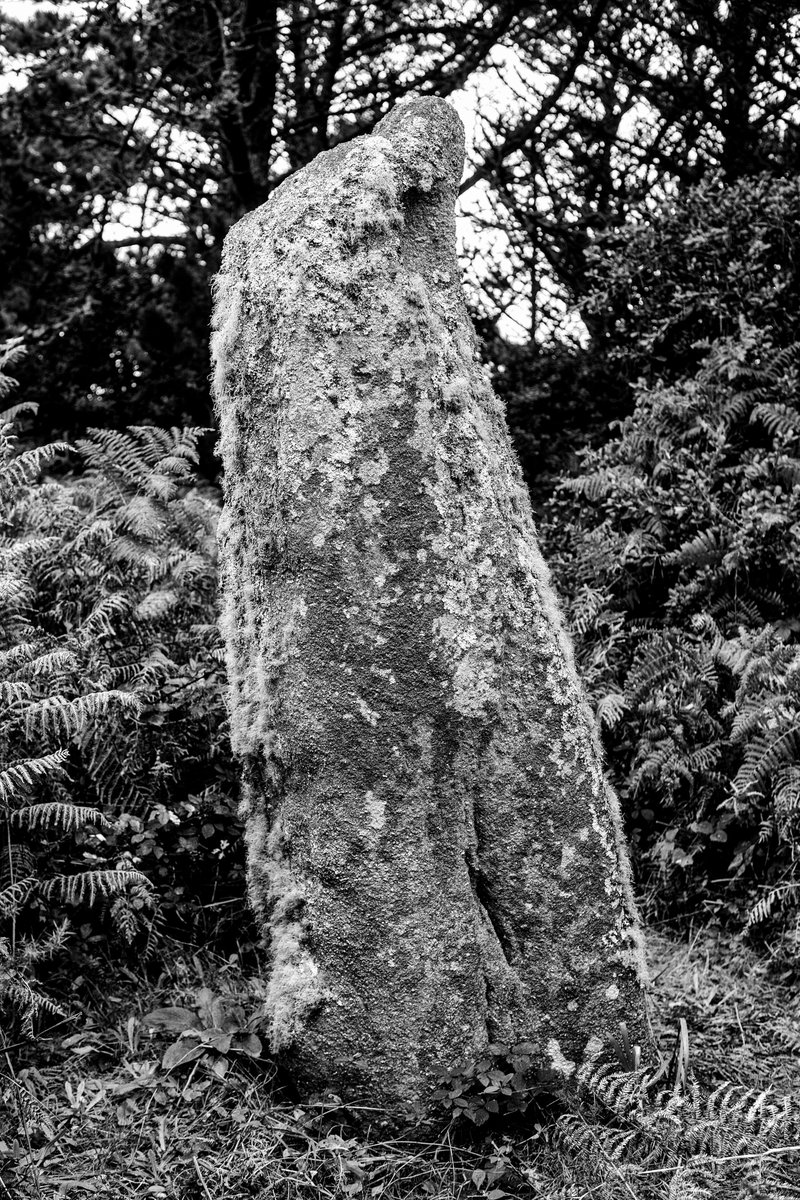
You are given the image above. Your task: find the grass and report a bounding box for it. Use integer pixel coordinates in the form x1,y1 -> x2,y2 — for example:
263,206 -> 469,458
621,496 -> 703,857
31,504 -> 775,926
1,922 -> 799,1199
647,922 -> 800,1095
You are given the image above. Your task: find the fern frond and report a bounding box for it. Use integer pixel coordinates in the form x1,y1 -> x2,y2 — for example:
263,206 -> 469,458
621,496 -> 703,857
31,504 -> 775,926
665,529 -> 727,568
748,883 -> 800,927
734,725 -> 800,795
0,535 -> 60,567
596,691 -> 627,728
76,428 -> 153,485
0,680 -> 32,706
76,593 -> 130,641
666,1165 -> 711,1200
135,588 -> 178,620
22,689 -> 140,742
14,648 -> 79,680
40,868 -> 150,907
71,518 -> 115,551
0,751 -> 70,806
108,535 -> 165,572
10,803 -> 109,833
114,494 -> 166,540
0,571 -> 31,607
1,444 -> 70,491
0,877 -> 37,917
0,400 -> 36,425
686,743 -> 723,773
3,1076 -> 53,1134
0,642 -> 38,671
750,402 -> 800,439
168,549 -> 215,583
774,766 -> 800,821
152,453 -> 195,479
0,336 -> 28,382
0,843 -> 35,888
570,585 -> 612,636
563,464 -> 639,502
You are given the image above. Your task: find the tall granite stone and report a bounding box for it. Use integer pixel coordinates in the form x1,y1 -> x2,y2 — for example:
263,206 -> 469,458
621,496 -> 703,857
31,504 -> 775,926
211,96 -> 650,1116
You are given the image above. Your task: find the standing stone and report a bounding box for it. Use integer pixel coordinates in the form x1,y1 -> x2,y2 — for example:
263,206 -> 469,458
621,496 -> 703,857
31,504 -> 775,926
211,96 -> 650,1117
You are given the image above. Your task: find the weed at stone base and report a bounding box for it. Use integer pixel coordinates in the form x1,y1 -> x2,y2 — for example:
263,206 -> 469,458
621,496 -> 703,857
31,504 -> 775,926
3,927 -> 800,1199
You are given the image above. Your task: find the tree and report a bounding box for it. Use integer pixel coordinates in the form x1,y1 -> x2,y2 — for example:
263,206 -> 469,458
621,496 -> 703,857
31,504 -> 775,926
0,0 -> 550,436
212,97 -> 649,1113
460,2 -> 800,501
463,0 -> 800,339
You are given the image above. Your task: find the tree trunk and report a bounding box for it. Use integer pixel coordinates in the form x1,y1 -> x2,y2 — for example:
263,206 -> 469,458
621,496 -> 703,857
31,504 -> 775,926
211,96 -> 650,1117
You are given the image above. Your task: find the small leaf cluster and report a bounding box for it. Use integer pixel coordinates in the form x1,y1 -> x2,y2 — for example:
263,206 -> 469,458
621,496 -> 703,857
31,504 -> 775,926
100,789 -> 244,934
143,985 -> 264,1080
433,1041 -> 556,1127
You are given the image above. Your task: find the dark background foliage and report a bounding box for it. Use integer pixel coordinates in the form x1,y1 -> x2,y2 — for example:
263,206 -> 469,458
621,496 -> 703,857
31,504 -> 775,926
2,0 -> 800,993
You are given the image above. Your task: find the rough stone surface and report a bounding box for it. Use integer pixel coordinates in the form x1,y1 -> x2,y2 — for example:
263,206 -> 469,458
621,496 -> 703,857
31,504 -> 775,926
211,96 -> 651,1116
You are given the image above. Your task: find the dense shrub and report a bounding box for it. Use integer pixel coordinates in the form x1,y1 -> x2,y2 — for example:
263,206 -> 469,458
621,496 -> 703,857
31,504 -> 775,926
0,342 -> 151,1034
584,173 -> 800,382
480,334 -> 632,513
0,344 -> 243,1009
543,177 -> 800,943
26,424 -> 243,935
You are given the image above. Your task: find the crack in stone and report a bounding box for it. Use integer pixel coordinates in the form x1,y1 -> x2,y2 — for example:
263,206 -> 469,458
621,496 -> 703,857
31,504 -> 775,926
464,844 -> 515,969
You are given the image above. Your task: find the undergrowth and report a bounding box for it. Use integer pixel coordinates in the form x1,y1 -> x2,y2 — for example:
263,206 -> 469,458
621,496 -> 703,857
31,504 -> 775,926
0,338 -> 243,1018
0,343 -> 151,1043
546,306 -> 800,944
2,929 -> 798,1200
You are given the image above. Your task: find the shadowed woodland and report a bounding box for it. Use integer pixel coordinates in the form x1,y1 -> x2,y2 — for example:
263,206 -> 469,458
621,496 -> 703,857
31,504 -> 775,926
1,2 -> 800,1196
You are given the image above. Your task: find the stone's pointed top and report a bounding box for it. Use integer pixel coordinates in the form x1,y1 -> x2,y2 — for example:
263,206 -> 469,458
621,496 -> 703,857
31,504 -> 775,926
373,96 -> 465,192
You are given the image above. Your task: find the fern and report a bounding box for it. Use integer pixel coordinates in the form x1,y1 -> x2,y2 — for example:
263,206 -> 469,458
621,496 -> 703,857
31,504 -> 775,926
10,803 -> 109,833
747,882 -> 800,928
0,878 -> 38,918
538,1032 -> 800,1198
544,302 -> 800,934
21,689 -> 141,742
750,401 -> 800,439
0,345 -> 157,1036
39,868 -> 147,907
664,529 -> 727,568
0,751 -> 69,805
734,724 -> 800,797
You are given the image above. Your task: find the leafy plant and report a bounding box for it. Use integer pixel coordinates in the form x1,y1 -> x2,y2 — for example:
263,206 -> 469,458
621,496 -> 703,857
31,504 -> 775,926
584,173 -> 800,383
0,347 -> 244,947
142,985 -> 264,1079
540,1033 -> 800,1199
0,341 -> 149,1037
543,176 -> 800,943
434,1042 -> 559,1127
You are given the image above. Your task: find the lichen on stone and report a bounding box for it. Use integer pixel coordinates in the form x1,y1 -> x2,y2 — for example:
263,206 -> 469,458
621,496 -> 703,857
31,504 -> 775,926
211,94 -> 651,1115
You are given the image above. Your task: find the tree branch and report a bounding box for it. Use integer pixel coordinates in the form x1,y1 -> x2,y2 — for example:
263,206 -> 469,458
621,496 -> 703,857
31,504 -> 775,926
459,0 -> 613,196
76,234 -> 191,254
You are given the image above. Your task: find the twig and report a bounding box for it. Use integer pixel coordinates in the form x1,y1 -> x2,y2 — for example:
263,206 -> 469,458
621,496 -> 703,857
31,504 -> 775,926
179,1056 -> 202,1103
3,1050 -> 42,1200
193,1155 -> 214,1200
734,1002 -> 747,1047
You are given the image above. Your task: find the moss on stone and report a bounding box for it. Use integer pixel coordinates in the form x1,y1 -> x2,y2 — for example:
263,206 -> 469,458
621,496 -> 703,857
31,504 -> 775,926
211,95 -> 651,1116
